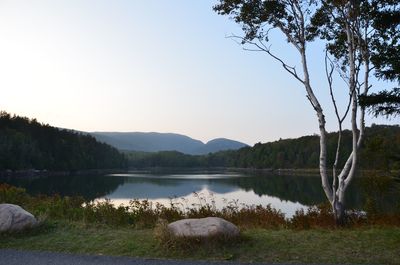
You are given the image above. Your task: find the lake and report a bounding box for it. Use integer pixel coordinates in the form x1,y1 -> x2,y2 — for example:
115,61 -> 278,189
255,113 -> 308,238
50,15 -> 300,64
1,171 -> 399,218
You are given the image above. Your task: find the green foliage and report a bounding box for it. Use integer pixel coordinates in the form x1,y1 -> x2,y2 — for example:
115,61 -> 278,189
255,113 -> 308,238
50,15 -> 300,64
0,183 -> 29,205
233,125 -> 400,170
83,199 -> 133,226
0,111 -> 127,171
1,183 -> 399,229
127,125 -> 400,170
126,151 -> 206,168
290,203 -> 365,230
213,0 -> 317,45
361,172 -> 400,218
359,88 -> 400,117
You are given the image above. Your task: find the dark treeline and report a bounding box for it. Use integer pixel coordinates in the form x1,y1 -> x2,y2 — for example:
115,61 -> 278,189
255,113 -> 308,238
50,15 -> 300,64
229,125 -> 400,170
1,111 -> 398,171
127,125 -> 400,170
125,150 -> 237,169
0,112 -> 127,171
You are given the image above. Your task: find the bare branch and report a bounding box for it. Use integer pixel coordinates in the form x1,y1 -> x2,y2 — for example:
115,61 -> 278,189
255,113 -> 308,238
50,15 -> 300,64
326,51 -> 341,124
341,93 -> 352,124
226,34 -> 305,84
325,53 -> 352,123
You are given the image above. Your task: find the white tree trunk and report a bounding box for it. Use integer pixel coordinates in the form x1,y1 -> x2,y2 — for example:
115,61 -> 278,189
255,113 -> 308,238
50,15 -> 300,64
334,7 -> 364,223
300,48 -> 333,203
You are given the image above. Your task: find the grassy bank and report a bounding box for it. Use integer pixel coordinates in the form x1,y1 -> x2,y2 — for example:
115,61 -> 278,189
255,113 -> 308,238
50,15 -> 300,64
1,222 -> 399,264
1,183 -> 400,264
2,183 -> 399,229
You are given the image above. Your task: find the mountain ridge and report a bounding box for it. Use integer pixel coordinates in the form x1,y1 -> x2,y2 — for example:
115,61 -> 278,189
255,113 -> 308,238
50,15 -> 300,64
90,132 -> 248,155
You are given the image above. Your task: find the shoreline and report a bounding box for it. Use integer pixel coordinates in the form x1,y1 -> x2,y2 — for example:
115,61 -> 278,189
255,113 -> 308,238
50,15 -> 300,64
0,167 -> 397,178
0,168 -> 126,179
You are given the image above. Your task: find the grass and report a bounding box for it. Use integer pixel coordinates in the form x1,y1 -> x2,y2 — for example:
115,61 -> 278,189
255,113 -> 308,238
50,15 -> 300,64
1,221 -> 400,264
0,222 -> 159,257
238,229 -> 400,264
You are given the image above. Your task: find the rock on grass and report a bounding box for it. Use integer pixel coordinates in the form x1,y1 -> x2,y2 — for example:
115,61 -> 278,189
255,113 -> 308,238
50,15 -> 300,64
0,204 -> 37,232
168,217 -> 239,238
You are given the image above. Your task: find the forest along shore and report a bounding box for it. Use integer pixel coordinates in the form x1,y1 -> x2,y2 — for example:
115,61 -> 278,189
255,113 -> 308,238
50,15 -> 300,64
1,168 -> 398,179
0,169 -> 126,178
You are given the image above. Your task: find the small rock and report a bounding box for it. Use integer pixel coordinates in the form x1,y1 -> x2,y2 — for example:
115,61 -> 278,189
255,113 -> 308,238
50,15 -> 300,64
168,217 -> 239,238
0,204 -> 37,232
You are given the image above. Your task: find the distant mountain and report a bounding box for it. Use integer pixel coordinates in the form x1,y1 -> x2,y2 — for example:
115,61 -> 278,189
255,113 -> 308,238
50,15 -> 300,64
126,124 -> 400,170
197,138 -> 248,154
90,132 -> 248,155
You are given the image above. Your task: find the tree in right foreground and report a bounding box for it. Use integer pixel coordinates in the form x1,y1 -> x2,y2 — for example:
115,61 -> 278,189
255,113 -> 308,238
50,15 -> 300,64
214,0 -> 400,224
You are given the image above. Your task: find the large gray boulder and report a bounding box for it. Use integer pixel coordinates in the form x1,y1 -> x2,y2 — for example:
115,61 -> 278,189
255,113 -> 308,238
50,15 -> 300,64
0,204 -> 37,232
168,217 -> 239,238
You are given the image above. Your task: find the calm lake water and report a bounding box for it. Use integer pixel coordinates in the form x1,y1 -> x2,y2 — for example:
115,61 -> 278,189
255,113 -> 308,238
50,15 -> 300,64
1,171 -> 399,218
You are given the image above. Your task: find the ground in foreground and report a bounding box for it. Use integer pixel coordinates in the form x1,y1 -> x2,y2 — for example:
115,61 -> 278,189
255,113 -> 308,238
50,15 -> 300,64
0,222 -> 399,264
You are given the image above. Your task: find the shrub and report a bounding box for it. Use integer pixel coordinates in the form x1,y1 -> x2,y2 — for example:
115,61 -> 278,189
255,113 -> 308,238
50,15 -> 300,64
0,183 -> 29,205
83,199 -> 132,226
0,183 -> 399,229
289,203 -> 370,229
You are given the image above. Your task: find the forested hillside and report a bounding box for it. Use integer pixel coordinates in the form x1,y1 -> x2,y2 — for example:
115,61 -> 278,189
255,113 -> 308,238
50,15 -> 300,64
1,111 -> 397,171
127,125 -> 400,170
0,112 -> 127,171
227,125 -> 400,170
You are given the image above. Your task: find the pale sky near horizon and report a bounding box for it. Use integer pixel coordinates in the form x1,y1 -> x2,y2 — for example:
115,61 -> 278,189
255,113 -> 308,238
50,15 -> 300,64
0,0 -> 398,145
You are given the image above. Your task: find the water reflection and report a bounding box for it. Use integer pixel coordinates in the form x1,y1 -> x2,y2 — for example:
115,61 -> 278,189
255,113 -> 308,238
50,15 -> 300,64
1,171 -> 398,217
0,174 -> 124,201
104,173 -> 342,207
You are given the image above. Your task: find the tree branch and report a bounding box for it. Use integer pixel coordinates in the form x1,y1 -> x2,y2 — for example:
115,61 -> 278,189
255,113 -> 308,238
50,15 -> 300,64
227,34 -> 305,84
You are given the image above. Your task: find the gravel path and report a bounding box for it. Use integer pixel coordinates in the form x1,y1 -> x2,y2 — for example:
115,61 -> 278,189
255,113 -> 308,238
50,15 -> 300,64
0,249 -> 290,265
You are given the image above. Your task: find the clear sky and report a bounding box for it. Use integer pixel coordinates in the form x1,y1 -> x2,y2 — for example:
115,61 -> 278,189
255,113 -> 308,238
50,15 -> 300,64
0,0 -> 398,145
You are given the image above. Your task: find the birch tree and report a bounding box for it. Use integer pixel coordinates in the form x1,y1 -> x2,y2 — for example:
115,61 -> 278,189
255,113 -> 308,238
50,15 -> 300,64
213,0 -> 399,224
